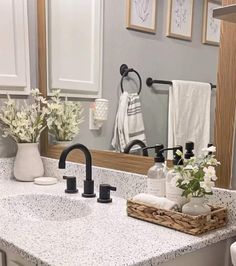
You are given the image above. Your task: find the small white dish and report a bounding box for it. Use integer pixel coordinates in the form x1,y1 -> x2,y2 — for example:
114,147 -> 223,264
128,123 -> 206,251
34,177 -> 58,185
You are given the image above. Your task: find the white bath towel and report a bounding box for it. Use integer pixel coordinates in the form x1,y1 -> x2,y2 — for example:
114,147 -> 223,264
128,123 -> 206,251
132,193 -> 179,211
168,80 -> 211,158
111,92 -> 146,152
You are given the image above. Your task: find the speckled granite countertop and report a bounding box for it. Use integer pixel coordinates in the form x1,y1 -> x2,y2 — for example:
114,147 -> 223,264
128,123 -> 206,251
0,179 -> 236,266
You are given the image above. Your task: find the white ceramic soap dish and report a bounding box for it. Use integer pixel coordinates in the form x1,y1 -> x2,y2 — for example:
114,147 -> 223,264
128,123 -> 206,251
34,177 -> 58,185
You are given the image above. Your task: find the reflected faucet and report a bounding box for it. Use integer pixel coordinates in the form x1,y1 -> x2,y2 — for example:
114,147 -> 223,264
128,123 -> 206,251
124,140 -> 148,156
58,143 -> 96,198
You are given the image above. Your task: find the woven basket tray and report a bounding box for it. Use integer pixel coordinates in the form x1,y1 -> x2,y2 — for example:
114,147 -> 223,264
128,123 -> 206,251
127,200 -> 228,235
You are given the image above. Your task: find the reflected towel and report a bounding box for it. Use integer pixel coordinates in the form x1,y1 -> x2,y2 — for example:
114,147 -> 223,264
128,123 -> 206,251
132,193 -> 179,211
168,80 -> 211,158
111,92 -> 146,152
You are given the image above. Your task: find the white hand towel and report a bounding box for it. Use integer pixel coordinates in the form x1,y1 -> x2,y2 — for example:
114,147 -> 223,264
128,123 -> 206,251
111,92 -> 146,152
168,80 -> 211,158
132,193 -> 179,211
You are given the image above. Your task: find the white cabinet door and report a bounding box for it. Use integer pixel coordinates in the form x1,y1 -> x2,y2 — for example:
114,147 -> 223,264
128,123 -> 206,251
0,0 -> 30,95
47,0 -> 103,98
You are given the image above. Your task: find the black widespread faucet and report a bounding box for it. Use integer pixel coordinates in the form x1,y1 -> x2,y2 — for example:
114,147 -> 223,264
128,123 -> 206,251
124,139 -> 148,156
58,143 -> 96,198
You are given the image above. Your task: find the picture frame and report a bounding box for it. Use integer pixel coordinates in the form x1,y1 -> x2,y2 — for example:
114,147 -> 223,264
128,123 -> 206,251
202,0 -> 221,46
126,0 -> 157,34
166,0 -> 194,41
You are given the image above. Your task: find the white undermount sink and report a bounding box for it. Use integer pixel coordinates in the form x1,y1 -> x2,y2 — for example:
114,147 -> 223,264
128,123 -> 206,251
0,194 -> 91,221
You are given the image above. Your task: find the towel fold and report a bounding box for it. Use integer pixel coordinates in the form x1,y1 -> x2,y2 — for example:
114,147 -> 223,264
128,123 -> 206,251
111,92 -> 146,152
168,80 -> 211,158
132,193 -> 179,211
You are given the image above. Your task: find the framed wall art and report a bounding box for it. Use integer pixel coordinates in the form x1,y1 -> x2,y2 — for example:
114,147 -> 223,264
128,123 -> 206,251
202,0 -> 221,46
166,0 -> 194,41
126,0 -> 157,33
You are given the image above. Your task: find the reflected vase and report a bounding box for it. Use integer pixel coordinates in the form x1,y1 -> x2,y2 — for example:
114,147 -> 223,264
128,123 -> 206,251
14,143 -> 44,181
182,197 -> 211,218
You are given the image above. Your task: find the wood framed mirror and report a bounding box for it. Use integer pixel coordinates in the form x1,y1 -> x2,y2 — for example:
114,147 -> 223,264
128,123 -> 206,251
38,0 -> 236,189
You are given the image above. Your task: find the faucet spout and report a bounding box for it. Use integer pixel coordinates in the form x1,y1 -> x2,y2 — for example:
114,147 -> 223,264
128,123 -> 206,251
124,139 -> 148,156
59,143 -> 95,197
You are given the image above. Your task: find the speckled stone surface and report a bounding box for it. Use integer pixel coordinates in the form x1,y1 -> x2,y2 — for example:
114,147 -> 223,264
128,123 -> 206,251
0,157 -> 235,266
0,157 -> 14,180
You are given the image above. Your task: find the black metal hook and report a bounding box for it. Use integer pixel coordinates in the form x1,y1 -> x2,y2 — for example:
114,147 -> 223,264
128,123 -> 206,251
120,64 -> 142,95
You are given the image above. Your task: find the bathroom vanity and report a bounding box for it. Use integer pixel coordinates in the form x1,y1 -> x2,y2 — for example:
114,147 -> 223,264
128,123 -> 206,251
0,158 -> 235,266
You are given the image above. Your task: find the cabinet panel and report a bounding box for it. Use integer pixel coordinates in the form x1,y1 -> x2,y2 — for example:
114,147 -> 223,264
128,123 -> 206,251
0,0 -> 30,95
47,0 -> 103,98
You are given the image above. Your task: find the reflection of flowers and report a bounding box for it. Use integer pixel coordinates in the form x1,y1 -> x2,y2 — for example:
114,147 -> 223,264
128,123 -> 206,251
174,0 -> 187,29
47,90 -> 84,141
134,0 -> 150,22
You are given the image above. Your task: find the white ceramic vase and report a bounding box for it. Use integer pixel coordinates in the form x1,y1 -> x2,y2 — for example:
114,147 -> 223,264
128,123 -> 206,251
14,143 -> 44,181
182,197 -> 211,217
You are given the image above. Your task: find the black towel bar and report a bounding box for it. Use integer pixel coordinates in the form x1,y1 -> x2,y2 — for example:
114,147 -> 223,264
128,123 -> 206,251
146,77 -> 216,90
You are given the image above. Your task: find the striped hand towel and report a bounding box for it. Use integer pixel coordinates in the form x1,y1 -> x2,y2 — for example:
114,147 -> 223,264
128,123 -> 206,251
111,92 -> 146,152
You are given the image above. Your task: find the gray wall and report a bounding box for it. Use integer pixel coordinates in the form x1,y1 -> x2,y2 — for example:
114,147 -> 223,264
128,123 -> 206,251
0,0 -> 218,157
75,0 -> 218,151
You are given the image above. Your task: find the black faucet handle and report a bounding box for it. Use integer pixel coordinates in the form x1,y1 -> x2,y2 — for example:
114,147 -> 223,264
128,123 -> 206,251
82,180 -> 96,198
97,184 -> 117,203
63,176 -> 78,194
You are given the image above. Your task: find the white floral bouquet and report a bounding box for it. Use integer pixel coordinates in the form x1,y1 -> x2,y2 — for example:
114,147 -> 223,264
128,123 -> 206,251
0,89 -> 48,143
173,146 -> 220,198
47,90 -> 84,141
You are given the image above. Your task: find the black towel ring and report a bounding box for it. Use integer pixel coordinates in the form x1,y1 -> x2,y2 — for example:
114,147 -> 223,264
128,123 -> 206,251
120,64 -> 142,95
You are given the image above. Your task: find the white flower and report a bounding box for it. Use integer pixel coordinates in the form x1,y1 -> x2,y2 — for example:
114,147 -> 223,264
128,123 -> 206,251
207,157 -> 221,166
203,166 -> 217,181
202,146 -> 216,153
200,176 -> 215,193
184,165 -> 194,170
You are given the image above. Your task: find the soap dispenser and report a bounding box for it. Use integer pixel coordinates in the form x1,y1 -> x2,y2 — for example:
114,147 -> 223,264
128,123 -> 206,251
143,144 -> 166,197
165,146 -> 187,209
184,141 -> 194,160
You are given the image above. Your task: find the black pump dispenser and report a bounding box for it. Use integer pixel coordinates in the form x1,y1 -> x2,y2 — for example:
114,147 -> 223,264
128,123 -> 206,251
154,144 -> 165,163
173,146 -> 183,165
143,144 -> 165,163
184,141 -> 194,159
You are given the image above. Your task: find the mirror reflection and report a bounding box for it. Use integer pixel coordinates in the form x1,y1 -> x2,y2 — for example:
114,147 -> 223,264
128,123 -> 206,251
0,0 -> 220,160
47,0 -> 219,158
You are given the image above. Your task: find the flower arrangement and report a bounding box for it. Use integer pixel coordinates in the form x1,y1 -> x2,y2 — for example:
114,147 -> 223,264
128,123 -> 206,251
173,146 -> 220,198
0,89 -> 48,143
46,90 -> 84,141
